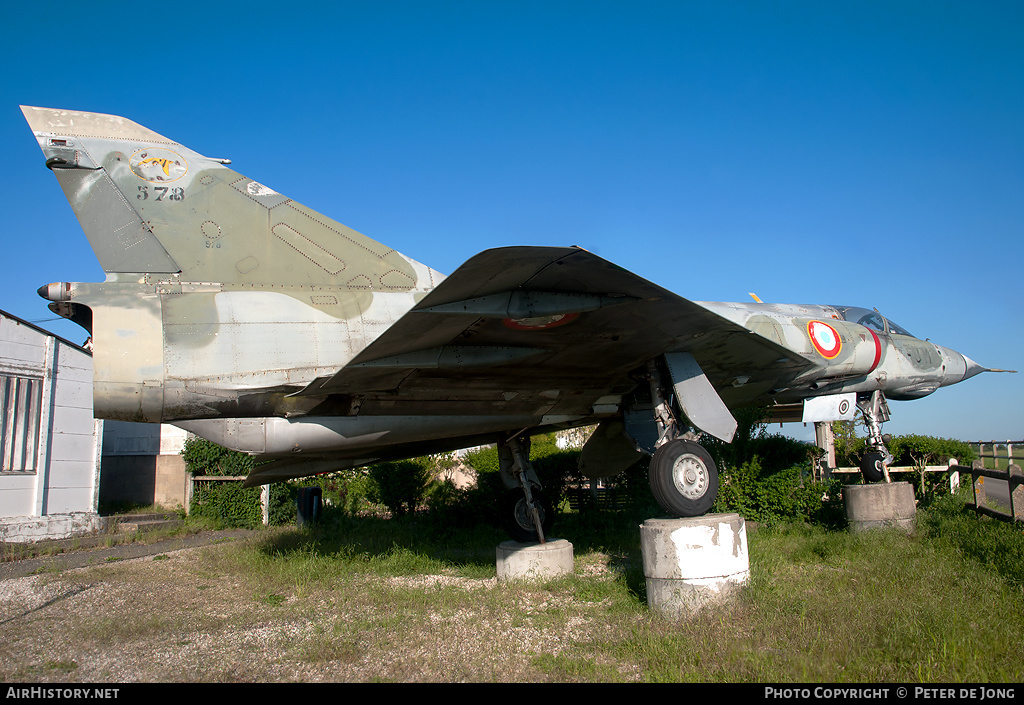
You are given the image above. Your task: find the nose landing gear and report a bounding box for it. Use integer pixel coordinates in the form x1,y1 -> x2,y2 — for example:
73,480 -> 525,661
857,390 -> 894,483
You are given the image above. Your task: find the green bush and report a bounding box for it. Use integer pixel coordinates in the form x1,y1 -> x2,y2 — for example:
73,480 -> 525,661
181,423 -> 883,532
181,436 -> 256,476
443,448 -> 508,527
701,406 -> 813,474
714,457 -> 845,527
889,434 -> 975,467
182,436 -> 392,527
182,437 -> 260,527
313,468 -> 377,516
190,480 -> 264,528
367,459 -> 436,517
833,423 -> 975,469
834,425 -> 976,500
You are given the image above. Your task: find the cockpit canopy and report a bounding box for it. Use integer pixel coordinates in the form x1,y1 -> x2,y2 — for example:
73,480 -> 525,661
832,306 -> 914,338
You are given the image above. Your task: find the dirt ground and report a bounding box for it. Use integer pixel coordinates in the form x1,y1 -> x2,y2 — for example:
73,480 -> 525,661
0,533 -> 641,683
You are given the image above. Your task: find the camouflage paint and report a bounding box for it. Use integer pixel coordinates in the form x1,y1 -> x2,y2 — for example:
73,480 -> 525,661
23,106 -> 1006,486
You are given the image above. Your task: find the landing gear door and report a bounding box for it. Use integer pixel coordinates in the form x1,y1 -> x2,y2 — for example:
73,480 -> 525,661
801,393 -> 857,423
664,352 -> 738,444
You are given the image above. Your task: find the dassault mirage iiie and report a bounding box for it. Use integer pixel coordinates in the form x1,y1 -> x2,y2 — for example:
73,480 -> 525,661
22,106 -> 1010,541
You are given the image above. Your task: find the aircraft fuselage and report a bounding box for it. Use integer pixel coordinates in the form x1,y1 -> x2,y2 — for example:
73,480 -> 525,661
24,105 -> 1001,492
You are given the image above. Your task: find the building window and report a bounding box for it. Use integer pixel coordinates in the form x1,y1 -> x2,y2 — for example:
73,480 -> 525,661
1,374 -> 42,474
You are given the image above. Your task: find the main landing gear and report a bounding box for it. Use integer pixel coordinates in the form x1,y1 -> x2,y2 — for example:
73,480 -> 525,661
857,390 -> 894,483
644,360 -> 720,517
649,439 -> 719,517
497,353 -> 731,535
498,434 -> 554,543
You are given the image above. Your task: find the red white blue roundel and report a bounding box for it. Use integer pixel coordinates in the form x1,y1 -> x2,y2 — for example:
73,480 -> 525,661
807,320 -> 842,359
502,313 -> 579,330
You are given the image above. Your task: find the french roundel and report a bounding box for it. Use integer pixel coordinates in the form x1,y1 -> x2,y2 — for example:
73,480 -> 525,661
502,313 -> 579,330
807,320 -> 842,359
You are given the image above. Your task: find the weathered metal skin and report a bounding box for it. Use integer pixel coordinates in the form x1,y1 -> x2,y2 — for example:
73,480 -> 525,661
697,301 -> 979,402
696,299 -> 983,405
23,106 -> 442,424
23,106 -> 1005,487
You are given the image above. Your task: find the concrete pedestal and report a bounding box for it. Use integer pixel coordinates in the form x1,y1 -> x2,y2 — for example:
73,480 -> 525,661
496,539 -> 574,581
640,513 -> 749,619
842,482 -> 916,533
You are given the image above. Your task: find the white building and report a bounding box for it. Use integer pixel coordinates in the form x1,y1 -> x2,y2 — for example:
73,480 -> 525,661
0,309 -> 103,542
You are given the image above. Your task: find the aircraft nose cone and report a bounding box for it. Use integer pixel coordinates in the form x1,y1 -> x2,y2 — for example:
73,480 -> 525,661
961,355 -> 987,382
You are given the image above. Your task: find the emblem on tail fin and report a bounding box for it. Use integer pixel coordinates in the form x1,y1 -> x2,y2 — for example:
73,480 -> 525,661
129,148 -> 187,182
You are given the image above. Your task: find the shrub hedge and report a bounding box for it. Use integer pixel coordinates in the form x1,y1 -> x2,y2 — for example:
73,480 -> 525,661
180,421 -> 978,532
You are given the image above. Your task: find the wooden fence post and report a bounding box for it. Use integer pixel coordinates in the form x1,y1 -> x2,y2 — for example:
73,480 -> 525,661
1010,464 -> 1023,523
972,459 -> 986,507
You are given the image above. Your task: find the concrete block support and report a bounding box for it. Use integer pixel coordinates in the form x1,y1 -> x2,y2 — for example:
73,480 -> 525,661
640,513 -> 749,619
842,482 -> 916,533
496,539 -> 574,581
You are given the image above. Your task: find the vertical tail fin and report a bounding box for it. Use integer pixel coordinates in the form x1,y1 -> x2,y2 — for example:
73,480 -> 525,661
22,106 -> 441,290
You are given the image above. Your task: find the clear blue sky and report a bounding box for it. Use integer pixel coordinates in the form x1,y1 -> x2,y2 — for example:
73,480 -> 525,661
2,1 -> 1020,443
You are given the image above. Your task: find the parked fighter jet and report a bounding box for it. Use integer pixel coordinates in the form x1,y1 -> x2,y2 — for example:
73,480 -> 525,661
22,106 -> 1011,541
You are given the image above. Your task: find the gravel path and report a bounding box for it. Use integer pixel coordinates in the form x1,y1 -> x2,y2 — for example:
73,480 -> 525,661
0,529 -> 256,580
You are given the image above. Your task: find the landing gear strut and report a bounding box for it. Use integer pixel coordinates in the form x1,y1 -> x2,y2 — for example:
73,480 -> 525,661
645,360 -> 720,517
498,434 -> 553,543
858,390 -> 893,483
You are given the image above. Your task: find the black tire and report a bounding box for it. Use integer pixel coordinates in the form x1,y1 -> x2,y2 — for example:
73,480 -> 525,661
502,488 -> 554,543
860,451 -> 887,483
648,440 -> 719,517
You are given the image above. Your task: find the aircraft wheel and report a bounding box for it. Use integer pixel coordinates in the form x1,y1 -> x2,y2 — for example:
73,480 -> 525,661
648,439 -> 719,517
502,488 -> 554,543
860,451 -> 887,483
